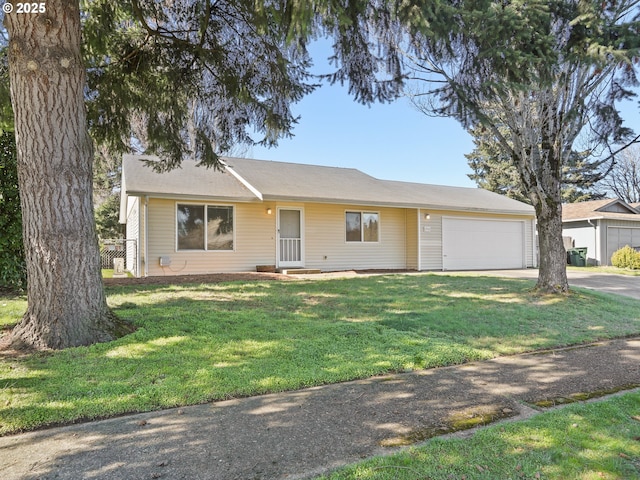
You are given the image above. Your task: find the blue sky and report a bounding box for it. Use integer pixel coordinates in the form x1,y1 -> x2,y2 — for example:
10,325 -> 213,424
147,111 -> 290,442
250,43 -> 640,189
251,79 -> 640,189
250,82 -> 477,187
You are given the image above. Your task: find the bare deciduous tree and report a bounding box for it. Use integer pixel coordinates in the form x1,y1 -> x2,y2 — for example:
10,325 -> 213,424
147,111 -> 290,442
600,145 -> 640,203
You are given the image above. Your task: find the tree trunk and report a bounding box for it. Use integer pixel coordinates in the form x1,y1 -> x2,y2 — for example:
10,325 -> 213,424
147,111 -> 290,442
5,0 -> 132,349
533,197 -> 569,293
526,150 -> 569,293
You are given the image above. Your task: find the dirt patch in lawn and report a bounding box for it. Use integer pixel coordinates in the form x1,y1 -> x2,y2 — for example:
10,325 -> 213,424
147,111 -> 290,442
103,271 -> 293,287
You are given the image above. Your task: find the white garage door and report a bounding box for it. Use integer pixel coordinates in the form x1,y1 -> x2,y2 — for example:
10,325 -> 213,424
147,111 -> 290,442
442,218 -> 525,270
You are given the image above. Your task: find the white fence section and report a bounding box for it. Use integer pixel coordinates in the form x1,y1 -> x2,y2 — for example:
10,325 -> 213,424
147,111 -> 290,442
100,239 -> 138,277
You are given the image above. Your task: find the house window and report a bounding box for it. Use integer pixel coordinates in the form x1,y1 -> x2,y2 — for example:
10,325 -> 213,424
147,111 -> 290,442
177,204 -> 234,251
346,211 -> 379,242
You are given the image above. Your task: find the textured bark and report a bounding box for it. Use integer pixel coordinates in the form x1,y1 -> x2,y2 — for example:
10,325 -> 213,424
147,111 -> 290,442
533,192 -> 569,294
521,152 -> 570,294
503,90 -> 571,294
5,0 -> 132,349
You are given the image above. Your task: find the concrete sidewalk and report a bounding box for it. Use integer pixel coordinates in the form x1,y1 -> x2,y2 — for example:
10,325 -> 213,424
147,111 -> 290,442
1,337 -> 639,480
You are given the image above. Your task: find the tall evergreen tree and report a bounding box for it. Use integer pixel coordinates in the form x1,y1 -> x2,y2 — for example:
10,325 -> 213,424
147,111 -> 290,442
466,126 -> 607,204
2,1 -> 405,349
0,47 -> 24,291
404,0 -> 639,293
0,131 -> 25,291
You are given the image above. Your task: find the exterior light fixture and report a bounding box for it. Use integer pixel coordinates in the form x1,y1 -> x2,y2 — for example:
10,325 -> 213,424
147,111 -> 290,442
267,208 -> 272,215
425,213 -> 431,220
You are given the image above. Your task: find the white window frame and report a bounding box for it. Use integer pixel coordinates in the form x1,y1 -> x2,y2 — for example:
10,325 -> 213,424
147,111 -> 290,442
345,210 -> 380,243
175,202 -> 236,252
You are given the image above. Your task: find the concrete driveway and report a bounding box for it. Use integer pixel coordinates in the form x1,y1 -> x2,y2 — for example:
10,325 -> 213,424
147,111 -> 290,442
477,269 -> 640,300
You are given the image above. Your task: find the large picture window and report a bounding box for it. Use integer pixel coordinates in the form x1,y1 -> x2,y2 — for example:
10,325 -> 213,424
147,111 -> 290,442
177,204 -> 234,251
346,211 -> 379,242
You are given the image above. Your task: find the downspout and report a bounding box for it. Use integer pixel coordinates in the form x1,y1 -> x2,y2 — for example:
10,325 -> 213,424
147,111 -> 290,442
417,209 -> 422,271
144,196 -> 149,277
587,218 -> 597,266
532,218 -> 537,268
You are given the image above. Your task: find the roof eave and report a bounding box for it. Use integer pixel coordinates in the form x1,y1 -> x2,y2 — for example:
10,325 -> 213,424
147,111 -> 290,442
261,194 -> 534,215
562,216 -> 605,223
125,190 -> 261,203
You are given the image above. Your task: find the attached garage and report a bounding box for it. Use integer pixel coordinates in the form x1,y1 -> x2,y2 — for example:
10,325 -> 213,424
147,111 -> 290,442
606,227 -> 640,263
122,155 -> 538,276
442,217 -> 525,270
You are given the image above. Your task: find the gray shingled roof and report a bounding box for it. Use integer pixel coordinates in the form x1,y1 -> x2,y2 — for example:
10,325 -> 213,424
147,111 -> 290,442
122,155 -> 535,215
562,198 -> 640,222
122,155 -> 256,202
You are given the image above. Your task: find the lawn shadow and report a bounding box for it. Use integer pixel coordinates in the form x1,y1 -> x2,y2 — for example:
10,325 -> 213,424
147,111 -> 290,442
2,274 -> 640,436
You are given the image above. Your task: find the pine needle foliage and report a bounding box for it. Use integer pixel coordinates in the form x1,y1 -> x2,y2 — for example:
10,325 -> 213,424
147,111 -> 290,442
0,132 -> 25,292
402,0 -> 640,292
79,0 -> 407,172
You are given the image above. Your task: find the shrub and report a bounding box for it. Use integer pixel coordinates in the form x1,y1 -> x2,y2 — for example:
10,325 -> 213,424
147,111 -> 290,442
611,245 -> 640,270
0,131 -> 26,291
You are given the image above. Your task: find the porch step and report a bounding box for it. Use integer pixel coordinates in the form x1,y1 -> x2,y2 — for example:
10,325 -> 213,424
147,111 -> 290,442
276,268 -> 322,275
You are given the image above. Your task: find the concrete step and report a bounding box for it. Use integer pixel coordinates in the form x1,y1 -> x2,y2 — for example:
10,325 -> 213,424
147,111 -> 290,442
276,268 -> 322,275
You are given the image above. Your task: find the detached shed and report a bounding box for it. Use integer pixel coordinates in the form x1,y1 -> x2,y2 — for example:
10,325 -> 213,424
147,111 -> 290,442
120,155 -> 537,277
562,199 -> 640,266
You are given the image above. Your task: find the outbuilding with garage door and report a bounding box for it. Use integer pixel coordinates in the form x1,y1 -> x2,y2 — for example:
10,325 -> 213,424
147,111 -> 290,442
562,199 -> 640,266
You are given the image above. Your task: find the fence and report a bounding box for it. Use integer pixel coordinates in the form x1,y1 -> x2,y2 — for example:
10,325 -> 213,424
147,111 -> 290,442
100,239 -> 137,277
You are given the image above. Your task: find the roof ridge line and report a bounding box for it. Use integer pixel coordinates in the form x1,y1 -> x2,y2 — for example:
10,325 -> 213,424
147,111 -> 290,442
220,160 -> 263,201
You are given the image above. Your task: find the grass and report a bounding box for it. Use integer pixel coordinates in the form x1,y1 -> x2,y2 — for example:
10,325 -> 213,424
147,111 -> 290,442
1,274 -> 640,436
102,269 -> 115,278
102,269 -> 133,278
318,390 -> 640,480
568,265 -> 640,276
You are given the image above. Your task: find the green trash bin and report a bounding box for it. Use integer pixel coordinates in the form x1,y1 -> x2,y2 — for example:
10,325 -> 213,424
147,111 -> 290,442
567,248 -> 586,266
568,249 -> 579,266
574,247 -> 587,267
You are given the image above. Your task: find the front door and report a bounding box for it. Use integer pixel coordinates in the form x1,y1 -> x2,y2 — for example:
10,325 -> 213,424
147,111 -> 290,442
278,208 -> 303,268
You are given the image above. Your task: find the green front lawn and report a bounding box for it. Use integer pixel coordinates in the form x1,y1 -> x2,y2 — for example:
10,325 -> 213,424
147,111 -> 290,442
319,390 -> 640,480
1,274 -> 640,435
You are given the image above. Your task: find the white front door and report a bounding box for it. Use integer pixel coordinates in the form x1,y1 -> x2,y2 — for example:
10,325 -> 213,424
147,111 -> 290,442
278,208 -> 304,268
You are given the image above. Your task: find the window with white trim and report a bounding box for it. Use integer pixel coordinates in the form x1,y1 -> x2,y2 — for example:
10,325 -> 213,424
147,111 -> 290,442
346,211 -> 379,242
177,204 -> 234,251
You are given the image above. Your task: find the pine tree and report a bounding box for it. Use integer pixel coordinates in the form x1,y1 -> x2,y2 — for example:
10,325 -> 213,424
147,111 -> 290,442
405,0 -> 639,293
2,1 -> 404,349
0,131 -> 25,291
466,127 -> 607,204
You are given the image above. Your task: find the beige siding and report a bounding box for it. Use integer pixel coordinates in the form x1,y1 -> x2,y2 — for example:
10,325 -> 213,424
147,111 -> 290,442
405,209 -> 419,270
137,197 -> 536,275
420,209 -> 443,270
145,198 -> 276,275
527,218 -> 537,268
143,199 -> 411,274
419,210 -> 536,271
302,203 -> 408,271
125,196 -> 140,275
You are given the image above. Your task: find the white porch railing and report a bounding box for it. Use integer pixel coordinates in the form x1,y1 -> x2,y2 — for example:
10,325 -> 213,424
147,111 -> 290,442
280,238 -> 301,263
